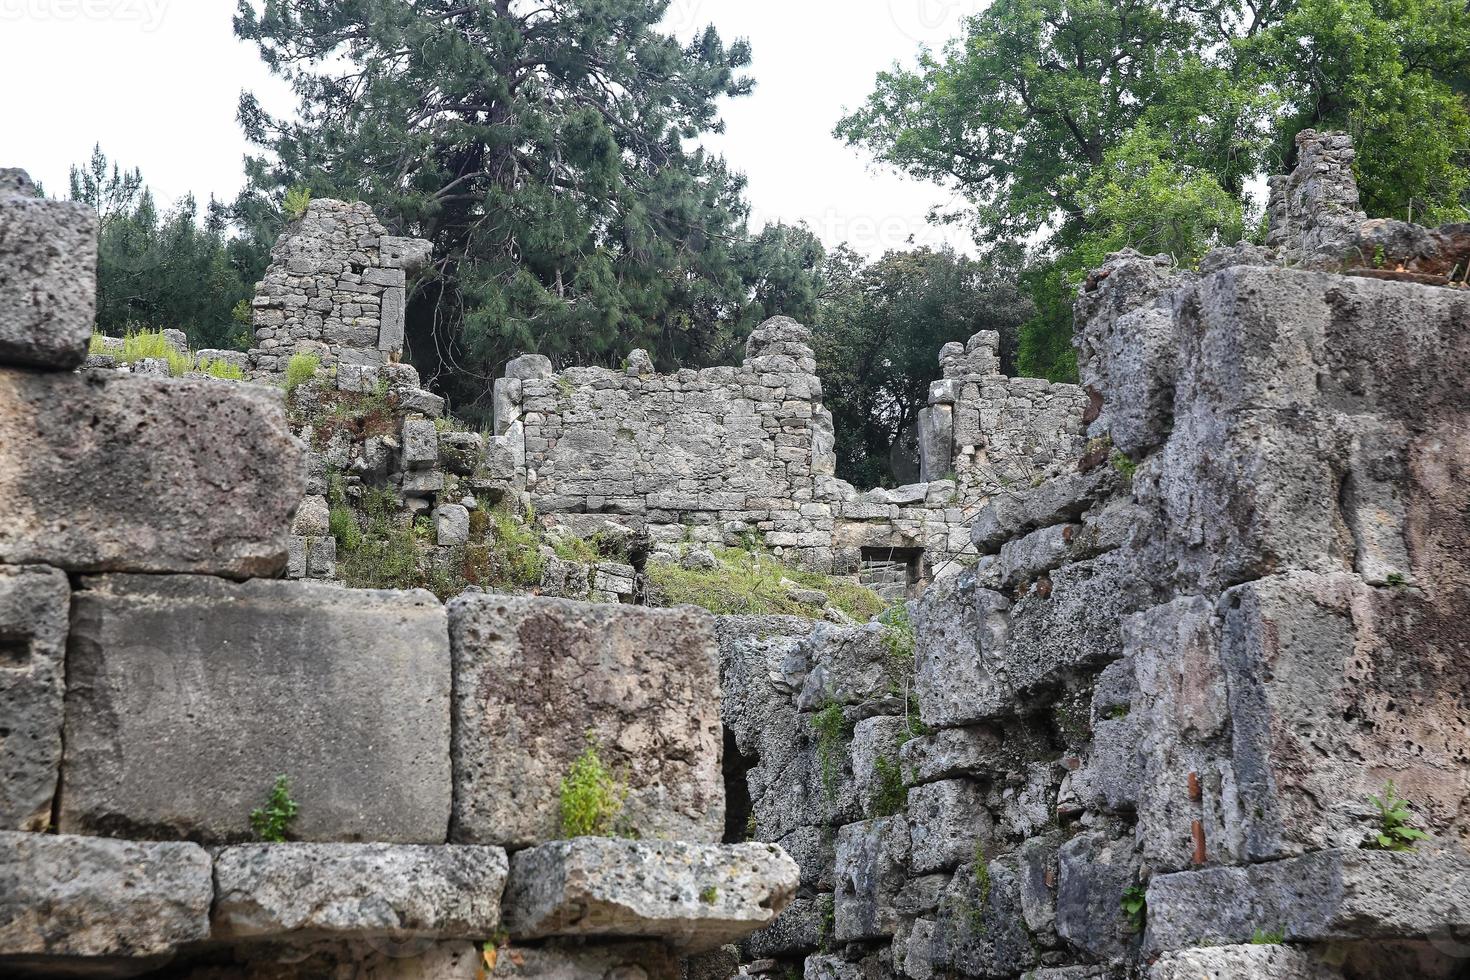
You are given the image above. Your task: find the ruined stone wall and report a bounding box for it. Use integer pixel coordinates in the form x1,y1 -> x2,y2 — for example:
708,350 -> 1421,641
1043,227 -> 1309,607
724,136 -> 1470,980
0,171 -> 797,980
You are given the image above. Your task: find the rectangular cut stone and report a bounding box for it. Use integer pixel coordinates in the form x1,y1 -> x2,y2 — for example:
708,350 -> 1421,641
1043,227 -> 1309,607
213,843 -> 508,941
449,595 -> 724,847
1149,946 -> 1344,980
0,831 -> 211,972
379,285 -> 405,351
1146,848 -> 1470,951
0,565 -> 68,831
0,369 -> 304,577
491,941 -> 680,980
60,575 -> 451,843
834,817 -> 911,941
0,177 -> 98,369
502,838 -> 798,952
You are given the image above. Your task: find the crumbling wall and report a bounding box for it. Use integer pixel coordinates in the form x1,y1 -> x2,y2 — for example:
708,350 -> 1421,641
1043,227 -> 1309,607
0,171 -> 797,980
725,135 -> 1470,980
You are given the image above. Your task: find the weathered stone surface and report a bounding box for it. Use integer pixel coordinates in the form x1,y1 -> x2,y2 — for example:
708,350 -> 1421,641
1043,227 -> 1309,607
905,780 -> 991,876
0,565 -> 68,831
435,504 -> 470,546
1056,831 -> 1141,962
61,575 -> 451,843
1146,848 -> 1470,951
928,857 -> 1038,977
850,716 -> 906,819
503,838 -> 798,952
491,940 -> 681,980
833,817 -> 910,941
0,831 -> 210,970
0,175 -> 98,369
1148,945 -> 1344,980
913,571 -> 1007,727
450,595 -> 723,847
0,369 -> 304,577
743,897 -> 823,959
899,720 -> 1051,786
401,418 -> 439,470
213,843 -> 508,941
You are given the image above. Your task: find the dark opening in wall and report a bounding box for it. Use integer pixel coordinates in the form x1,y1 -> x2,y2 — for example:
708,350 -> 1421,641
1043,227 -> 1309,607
0,630 -> 30,667
859,546 -> 926,602
722,726 -> 757,844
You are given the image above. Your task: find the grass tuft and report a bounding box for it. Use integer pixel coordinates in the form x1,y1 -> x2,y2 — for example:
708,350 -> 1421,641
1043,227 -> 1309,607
647,546 -> 884,621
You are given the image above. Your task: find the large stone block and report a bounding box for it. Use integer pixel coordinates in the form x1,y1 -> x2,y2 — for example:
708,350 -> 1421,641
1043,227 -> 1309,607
450,595 -> 723,847
0,565 -> 68,831
0,175 -> 98,369
1055,831 -> 1141,963
490,940 -> 680,980
1146,848 -> 1470,951
502,838 -> 798,952
1148,945 -> 1344,980
60,575 -> 451,843
906,780 -> 992,876
833,817 -> 910,941
213,843 -> 508,941
0,831 -> 211,973
912,571 -> 1004,728
0,369 -> 304,577
927,856 -> 1038,977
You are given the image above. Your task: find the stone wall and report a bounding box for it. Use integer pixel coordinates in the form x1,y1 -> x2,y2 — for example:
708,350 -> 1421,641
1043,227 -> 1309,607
0,171 -> 796,980
722,136 -> 1470,980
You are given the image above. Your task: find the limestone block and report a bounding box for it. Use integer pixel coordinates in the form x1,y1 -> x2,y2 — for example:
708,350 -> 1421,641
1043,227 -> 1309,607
0,174 -> 98,369
0,831 -> 211,971
435,504 -> 471,546
1149,945 -> 1344,980
213,843 -> 508,941
306,534 -> 336,578
899,721 -> 1051,786
493,377 -> 522,435
292,493 -> 331,536
928,857 -> 1037,977
850,715 -> 906,819
1055,831 -> 1141,962
439,430 -> 484,475
743,898 -> 823,959
506,353 -> 555,380
379,285 -> 405,351
503,839 -> 798,952
449,595 -> 723,847
486,941 -> 681,980
363,266 -> 407,288
0,370 -> 304,577
833,816 -> 910,941
60,575 -> 451,843
795,622 -> 905,715
906,780 -> 992,875
398,387 -> 446,418
970,468 -> 1117,553
379,235 -> 433,272
916,405 -> 953,483
0,565 -> 68,831
1146,848 -> 1470,951
913,571 -> 1008,727
401,418 -> 439,470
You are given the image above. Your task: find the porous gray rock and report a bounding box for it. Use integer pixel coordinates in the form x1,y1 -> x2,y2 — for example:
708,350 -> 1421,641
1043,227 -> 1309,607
928,857 -> 1038,977
833,816 -> 910,941
490,940 -> 681,980
502,838 -> 799,952
0,565 -> 68,831
0,171 -> 98,369
450,595 -> 723,847
1056,831 -> 1141,962
435,504 -> 470,546
0,369 -> 304,577
905,780 -> 992,875
212,843 -> 508,941
0,831 -> 211,971
60,575 -> 451,843
1148,945 -> 1344,980
742,897 -> 823,959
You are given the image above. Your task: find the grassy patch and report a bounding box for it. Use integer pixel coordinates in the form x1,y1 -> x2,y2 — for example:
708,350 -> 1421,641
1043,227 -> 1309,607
647,547 -> 884,621
811,700 -> 852,801
285,353 -> 321,393
558,735 -> 629,838
199,357 -> 245,380
872,753 -> 908,817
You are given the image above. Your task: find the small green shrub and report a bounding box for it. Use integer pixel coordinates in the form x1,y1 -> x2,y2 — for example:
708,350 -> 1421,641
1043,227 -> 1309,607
329,506 -> 363,553
283,185 -> 313,221
810,701 -> 852,801
1365,781 -> 1430,851
1120,883 -> 1147,932
1250,927 -> 1286,945
699,885 -> 719,904
200,357 -> 245,381
872,753 -> 908,817
249,775 -> 300,843
1386,572 -> 1408,588
285,353 -> 321,393
1110,450 -> 1138,479
558,735 -> 628,838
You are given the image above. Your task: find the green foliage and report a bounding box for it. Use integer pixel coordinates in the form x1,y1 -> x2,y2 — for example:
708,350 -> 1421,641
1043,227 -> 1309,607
872,753 -> 908,818
1110,451 -> 1139,480
282,185 -> 312,221
699,885 -> 719,904
1250,927 -> 1287,945
817,894 -> 836,951
877,604 -> 916,671
646,547 -> 885,622
1365,781 -> 1431,851
813,245 -> 1030,486
811,701 -> 853,801
249,774 -> 300,843
284,353 -> 320,393
1386,572 -> 1408,588
200,357 -> 246,381
1121,884 -> 1148,932
70,145 -> 263,350
558,735 -> 628,839
328,506 -> 362,553
486,508 -> 547,588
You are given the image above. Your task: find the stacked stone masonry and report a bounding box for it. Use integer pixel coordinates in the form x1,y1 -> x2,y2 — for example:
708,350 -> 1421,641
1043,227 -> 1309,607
0,170 -> 797,979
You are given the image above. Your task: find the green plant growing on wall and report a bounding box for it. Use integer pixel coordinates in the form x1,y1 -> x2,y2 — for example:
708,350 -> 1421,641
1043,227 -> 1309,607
1110,450 -> 1138,479
872,753 -> 908,818
1120,883 -> 1148,932
1250,926 -> 1287,944
817,894 -> 835,951
283,185 -> 312,221
878,603 -> 916,672
285,353 -> 320,393
810,700 -> 852,801
558,734 -> 628,838
699,885 -> 719,904
1364,781 -> 1430,851
249,774 -> 300,843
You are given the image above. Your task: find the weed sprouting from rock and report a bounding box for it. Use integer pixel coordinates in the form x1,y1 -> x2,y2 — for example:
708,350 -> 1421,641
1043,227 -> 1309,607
249,774 -> 299,843
558,735 -> 629,838
1365,781 -> 1430,851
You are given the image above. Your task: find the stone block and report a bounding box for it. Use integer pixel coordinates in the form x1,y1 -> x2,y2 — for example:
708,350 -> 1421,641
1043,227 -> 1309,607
292,493 -> 331,536
0,565 -> 68,831
398,387 -> 445,418
0,831 -> 210,972
491,940 -> 680,980
850,716 -> 906,819
1145,848 -> 1470,951
306,534 -> 337,578
928,857 -> 1037,977
0,369 -> 304,577
506,354 -> 554,380
439,430 -> 484,475
449,595 -> 723,847
435,504 -> 471,546
912,571 -> 1008,727
401,418 -> 439,470
795,621 -> 904,715
60,575 -> 451,843
379,236 -> 433,272
1149,945 -> 1344,980
213,843 -> 508,941
0,176 -> 98,369
906,780 -> 992,875
1056,831 -> 1141,962
503,838 -> 798,952
899,720 -> 1051,786
916,405 -> 953,483
833,817 -> 910,941
379,285 -> 405,351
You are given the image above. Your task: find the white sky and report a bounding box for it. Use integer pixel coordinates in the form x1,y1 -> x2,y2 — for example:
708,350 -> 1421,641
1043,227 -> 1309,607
0,0 -> 987,257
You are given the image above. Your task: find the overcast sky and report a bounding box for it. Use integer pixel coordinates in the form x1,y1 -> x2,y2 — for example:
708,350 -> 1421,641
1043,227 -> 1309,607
0,0 -> 988,256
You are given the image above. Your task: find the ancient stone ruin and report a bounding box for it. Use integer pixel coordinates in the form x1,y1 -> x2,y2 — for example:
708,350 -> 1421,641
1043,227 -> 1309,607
3,128 -> 1470,980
